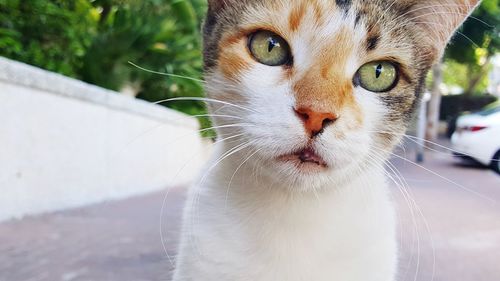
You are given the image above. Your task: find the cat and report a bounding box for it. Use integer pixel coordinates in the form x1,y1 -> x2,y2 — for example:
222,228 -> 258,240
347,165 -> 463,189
172,1 -> 480,280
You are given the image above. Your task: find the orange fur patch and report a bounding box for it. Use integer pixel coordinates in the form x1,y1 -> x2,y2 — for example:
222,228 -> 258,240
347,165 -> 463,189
289,2 -> 307,32
293,26 -> 363,127
311,0 -> 326,26
218,35 -> 252,82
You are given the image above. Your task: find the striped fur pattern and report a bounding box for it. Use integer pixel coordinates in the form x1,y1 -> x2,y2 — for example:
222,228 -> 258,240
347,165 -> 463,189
173,1 -> 480,280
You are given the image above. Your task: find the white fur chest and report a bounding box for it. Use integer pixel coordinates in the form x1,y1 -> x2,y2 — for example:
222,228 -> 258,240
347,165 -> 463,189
173,158 -> 397,281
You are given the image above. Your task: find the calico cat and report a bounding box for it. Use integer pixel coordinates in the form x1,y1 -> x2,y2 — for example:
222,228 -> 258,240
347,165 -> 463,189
173,1 -> 480,280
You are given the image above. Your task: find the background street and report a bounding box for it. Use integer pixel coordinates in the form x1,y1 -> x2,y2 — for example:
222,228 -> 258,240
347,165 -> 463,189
1,145 -> 499,281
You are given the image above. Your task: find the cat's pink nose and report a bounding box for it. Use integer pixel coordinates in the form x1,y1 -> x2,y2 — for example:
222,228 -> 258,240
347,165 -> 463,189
294,107 -> 338,138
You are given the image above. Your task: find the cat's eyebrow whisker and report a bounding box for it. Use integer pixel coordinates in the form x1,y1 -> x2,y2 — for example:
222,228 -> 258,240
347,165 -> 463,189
128,62 -> 250,108
128,61 -> 205,83
154,97 -> 259,114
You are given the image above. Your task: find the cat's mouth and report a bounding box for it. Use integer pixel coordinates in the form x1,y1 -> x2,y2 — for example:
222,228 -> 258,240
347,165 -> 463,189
277,148 -> 328,171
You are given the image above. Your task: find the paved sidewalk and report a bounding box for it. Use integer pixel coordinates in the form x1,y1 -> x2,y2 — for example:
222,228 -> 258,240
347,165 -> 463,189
393,149 -> 500,281
1,148 -> 499,281
0,189 -> 186,281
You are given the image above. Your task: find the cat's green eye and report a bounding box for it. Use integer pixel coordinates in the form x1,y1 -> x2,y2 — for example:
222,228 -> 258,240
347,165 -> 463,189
356,61 -> 398,92
248,31 -> 291,66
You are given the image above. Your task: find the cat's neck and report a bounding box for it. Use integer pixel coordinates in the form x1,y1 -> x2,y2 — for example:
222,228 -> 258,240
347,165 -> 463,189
175,142 -> 397,281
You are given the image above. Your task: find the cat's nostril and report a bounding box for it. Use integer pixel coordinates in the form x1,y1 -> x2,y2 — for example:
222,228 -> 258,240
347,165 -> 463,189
294,107 -> 338,138
322,118 -> 336,128
294,108 -> 310,121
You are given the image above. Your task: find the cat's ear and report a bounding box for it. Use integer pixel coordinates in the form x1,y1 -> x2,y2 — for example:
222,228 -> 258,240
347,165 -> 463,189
405,0 -> 480,61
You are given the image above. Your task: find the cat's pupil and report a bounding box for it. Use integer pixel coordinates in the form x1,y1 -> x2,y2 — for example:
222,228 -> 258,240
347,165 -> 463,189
267,37 -> 279,52
375,64 -> 383,78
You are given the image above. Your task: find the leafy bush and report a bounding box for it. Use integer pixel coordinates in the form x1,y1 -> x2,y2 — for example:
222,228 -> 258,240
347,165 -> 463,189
0,0 -> 95,77
0,0 -> 209,131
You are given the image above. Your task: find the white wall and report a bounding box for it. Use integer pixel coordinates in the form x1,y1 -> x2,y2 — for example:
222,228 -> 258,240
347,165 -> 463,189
0,57 -> 207,222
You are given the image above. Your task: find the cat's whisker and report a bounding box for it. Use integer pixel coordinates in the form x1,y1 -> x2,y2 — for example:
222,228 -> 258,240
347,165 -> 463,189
388,3 -> 474,28
409,20 -> 482,48
142,123 -> 254,153
159,132 -> 246,266
383,158 -> 424,281
224,148 -> 263,212
114,118 -> 245,157
382,5 -> 484,48
369,0 -> 401,33
382,152 -> 437,281
129,60 -> 248,97
369,130 -> 500,163
366,150 -> 422,280
388,173 -> 421,281
154,97 -> 259,114
224,147 -> 264,212
189,141 -> 254,258
128,61 -> 205,83
372,144 -> 495,203
374,146 -> 436,281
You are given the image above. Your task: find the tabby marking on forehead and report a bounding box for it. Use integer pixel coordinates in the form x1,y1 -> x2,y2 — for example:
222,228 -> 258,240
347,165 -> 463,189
366,24 -> 381,51
335,0 -> 352,12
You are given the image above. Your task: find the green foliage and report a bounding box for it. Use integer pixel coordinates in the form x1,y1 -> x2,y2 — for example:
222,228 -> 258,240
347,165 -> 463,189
442,59 -> 491,94
0,0 -> 96,77
447,0 -> 500,64
82,0 -> 205,96
0,0 -> 209,132
444,0 -> 500,94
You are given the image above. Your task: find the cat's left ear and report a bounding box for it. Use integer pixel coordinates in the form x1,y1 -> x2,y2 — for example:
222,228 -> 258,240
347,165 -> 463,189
405,0 -> 481,62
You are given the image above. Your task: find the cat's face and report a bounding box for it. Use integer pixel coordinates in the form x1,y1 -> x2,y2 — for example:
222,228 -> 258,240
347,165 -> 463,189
203,0 -> 479,189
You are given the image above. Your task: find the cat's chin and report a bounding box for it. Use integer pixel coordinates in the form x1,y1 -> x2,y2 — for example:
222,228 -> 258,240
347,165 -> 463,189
277,147 -> 329,174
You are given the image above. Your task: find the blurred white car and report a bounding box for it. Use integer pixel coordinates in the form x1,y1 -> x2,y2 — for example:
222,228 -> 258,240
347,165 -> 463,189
451,102 -> 500,174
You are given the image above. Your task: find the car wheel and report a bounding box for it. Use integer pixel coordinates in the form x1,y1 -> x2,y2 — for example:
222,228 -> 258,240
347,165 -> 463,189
492,151 -> 500,175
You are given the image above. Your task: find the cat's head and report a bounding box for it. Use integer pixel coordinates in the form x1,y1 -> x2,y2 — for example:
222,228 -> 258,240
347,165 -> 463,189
203,0 -> 479,189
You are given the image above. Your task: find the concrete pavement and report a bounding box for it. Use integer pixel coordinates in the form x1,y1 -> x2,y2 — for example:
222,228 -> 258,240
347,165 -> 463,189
393,149 -> 500,281
0,189 -> 185,281
1,147 -> 499,281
